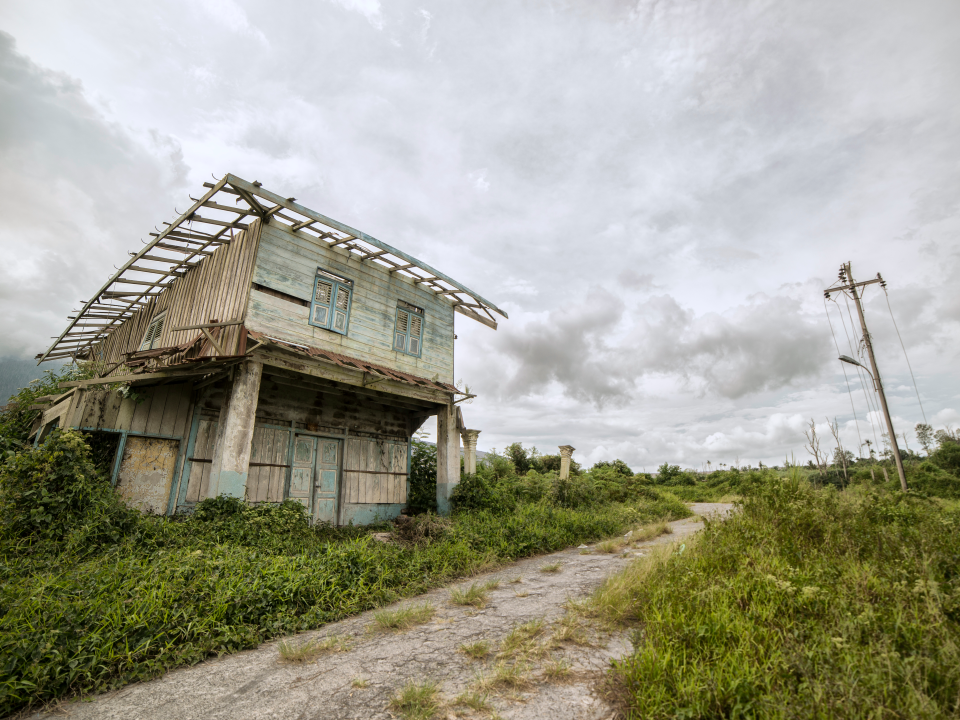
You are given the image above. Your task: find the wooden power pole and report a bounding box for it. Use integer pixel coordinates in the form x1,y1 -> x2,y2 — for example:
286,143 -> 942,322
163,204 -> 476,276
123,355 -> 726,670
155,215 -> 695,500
833,262 -> 908,492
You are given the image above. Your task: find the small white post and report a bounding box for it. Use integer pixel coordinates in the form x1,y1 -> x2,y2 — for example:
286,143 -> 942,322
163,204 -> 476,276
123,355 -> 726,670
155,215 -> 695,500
460,429 -> 481,474
558,445 -> 576,480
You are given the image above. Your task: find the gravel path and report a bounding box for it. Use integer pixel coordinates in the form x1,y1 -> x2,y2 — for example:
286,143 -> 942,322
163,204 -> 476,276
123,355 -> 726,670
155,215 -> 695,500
35,503 -> 732,720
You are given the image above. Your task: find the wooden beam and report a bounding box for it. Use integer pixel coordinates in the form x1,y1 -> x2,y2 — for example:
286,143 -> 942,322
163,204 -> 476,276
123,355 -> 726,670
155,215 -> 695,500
454,304 -> 497,330
185,214 -> 248,230
59,366 -> 229,388
171,320 -> 243,331
200,200 -> 254,215
224,173 -> 509,319
153,242 -> 213,256
200,328 -> 225,356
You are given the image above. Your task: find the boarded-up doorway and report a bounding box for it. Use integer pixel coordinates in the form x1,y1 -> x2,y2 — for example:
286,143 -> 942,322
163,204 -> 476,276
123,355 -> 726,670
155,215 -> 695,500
116,436 -> 180,514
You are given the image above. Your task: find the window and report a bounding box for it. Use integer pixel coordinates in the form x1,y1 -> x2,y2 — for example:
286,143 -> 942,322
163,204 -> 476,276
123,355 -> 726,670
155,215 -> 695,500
137,311 -> 166,351
394,301 -> 424,357
309,268 -> 353,335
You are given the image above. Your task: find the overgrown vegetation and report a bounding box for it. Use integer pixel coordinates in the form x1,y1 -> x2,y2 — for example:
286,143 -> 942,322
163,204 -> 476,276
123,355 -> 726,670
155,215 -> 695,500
0,429 -> 687,715
588,475 -> 960,719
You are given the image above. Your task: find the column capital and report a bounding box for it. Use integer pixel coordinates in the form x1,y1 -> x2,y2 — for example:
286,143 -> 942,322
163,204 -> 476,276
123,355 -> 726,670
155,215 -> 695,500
460,428 -> 481,444
558,445 -> 576,458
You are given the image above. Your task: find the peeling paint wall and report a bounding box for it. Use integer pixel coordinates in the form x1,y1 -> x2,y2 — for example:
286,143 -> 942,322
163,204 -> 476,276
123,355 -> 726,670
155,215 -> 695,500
116,436 -> 180,514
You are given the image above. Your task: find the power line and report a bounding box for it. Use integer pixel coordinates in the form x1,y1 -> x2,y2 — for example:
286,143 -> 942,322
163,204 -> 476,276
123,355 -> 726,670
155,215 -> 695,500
823,295 -> 864,454
882,286 -> 927,425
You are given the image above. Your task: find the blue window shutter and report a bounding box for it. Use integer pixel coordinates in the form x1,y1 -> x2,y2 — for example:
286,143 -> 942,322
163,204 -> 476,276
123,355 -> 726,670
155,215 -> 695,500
331,283 -> 352,335
395,308 -> 409,351
408,313 -> 422,357
310,277 -> 334,329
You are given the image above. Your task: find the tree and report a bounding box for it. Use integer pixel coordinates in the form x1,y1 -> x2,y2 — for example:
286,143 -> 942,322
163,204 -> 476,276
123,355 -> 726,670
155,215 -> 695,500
916,423 -> 933,456
827,417 -> 849,487
804,418 -> 828,482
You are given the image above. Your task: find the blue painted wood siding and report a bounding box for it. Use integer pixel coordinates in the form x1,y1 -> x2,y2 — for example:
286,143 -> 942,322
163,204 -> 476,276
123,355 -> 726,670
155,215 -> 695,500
247,222 -> 455,383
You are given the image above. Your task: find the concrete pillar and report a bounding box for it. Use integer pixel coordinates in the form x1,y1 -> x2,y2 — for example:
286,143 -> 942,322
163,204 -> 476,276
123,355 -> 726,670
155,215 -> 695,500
436,403 -> 461,514
460,429 -> 481,475
558,445 -> 576,480
208,360 -> 263,499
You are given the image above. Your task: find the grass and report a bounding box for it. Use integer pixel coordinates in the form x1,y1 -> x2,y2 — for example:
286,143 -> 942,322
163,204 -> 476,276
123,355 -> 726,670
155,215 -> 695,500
474,661 -> 533,691
595,538 -> 625,553
514,590 -> 529,598
0,430 -> 693,715
277,634 -> 352,662
372,603 -> 435,631
539,561 -> 563,573
592,477 -> 960,718
388,680 -> 442,720
543,659 -> 572,682
454,690 -> 492,712
351,677 -> 369,689
459,640 -> 492,660
499,619 -> 550,659
450,579 -> 499,608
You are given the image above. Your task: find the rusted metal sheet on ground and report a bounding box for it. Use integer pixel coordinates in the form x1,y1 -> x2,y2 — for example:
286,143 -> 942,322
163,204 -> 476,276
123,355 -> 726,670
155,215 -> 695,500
116,436 -> 180,514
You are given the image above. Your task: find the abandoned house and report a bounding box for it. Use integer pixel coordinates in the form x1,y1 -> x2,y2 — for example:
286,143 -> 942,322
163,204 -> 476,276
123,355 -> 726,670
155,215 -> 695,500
33,174 -> 505,525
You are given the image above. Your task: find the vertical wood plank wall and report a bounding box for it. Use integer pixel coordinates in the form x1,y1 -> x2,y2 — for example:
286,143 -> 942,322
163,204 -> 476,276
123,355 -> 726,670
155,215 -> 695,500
343,437 -> 408,504
246,222 -> 455,384
87,220 -> 262,368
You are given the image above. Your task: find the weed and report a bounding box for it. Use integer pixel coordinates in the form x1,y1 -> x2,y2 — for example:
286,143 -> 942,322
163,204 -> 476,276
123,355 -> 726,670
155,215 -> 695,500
499,619 -> 550,659
474,661 -> 532,692
543,659 -> 572,682
459,640 -> 491,660
454,690 -> 492,712
450,579 -> 499,608
277,634 -> 352,662
388,680 -> 441,720
351,677 -> 369,688
629,520 -> 672,542
603,481 -> 960,718
539,562 -> 562,573
373,603 -> 435,631
553,615 -> 591,646
509,576 -> 522,584
595,538 -> 625,554
514,590 -> 529,598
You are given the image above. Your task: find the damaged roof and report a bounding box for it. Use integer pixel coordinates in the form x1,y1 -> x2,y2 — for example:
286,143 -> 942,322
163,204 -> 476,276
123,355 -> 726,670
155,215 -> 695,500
39,173 -> 508,364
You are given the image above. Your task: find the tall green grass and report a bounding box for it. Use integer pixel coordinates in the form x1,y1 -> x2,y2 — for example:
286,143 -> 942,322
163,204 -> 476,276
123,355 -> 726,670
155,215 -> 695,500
0,430 -> 689,715
598,476 -> 960,719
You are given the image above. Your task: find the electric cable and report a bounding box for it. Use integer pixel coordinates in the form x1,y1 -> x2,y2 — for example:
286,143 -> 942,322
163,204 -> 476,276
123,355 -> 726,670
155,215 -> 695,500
840,293 -> 882,454
882,287 -> 927,425
824,296 -> 864,454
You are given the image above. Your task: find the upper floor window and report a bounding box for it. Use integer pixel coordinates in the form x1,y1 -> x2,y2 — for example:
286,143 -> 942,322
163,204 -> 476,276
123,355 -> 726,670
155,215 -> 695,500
309,268 -> 353,335
138,311 -> 166,351
394,301 -> 424,357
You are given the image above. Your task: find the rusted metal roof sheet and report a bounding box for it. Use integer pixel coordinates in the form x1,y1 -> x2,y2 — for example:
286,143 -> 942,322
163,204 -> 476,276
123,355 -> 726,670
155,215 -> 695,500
247,330 -> 461,395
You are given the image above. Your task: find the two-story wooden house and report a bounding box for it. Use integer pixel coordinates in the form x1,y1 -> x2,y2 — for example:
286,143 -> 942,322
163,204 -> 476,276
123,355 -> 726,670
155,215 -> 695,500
34,174 -> 505,524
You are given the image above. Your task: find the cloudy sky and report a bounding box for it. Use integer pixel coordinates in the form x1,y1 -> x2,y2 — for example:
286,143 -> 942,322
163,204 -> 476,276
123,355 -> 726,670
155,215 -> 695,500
1,0 -> 958,469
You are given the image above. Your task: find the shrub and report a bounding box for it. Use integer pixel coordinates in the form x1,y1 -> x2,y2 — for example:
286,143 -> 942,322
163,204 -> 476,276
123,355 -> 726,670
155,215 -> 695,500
406,438 -> 437,514
601,478 -> 960,718
0,429 -> 139,549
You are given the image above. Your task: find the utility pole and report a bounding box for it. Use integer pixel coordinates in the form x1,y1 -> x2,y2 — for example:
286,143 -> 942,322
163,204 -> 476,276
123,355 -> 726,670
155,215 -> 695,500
829,262 -> 908,491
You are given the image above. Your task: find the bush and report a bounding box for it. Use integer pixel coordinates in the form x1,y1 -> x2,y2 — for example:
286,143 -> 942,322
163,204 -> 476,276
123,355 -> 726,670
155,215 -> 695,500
406,438 -> 437,514
0,429 -> 140,549
601,478 -> 960,718
0,364 -> 95,450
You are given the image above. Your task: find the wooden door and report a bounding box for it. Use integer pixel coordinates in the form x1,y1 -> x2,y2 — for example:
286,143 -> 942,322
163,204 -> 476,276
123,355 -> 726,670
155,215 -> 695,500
290,435 -> 316,511
116,436 -> 180,514
314,439 -> 340,524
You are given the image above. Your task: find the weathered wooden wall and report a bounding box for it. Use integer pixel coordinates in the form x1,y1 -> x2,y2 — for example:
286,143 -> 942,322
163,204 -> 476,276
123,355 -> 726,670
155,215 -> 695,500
88,220 -> 261,367
246,222 -> 455,383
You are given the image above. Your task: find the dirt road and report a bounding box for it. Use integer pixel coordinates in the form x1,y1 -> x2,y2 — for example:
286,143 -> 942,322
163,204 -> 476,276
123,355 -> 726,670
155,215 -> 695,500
35,503 -> 732,720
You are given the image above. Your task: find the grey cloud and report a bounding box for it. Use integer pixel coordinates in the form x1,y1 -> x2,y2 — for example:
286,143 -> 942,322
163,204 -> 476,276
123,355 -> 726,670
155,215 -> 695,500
485,290 -> 831,408
0,32 -> 186,358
